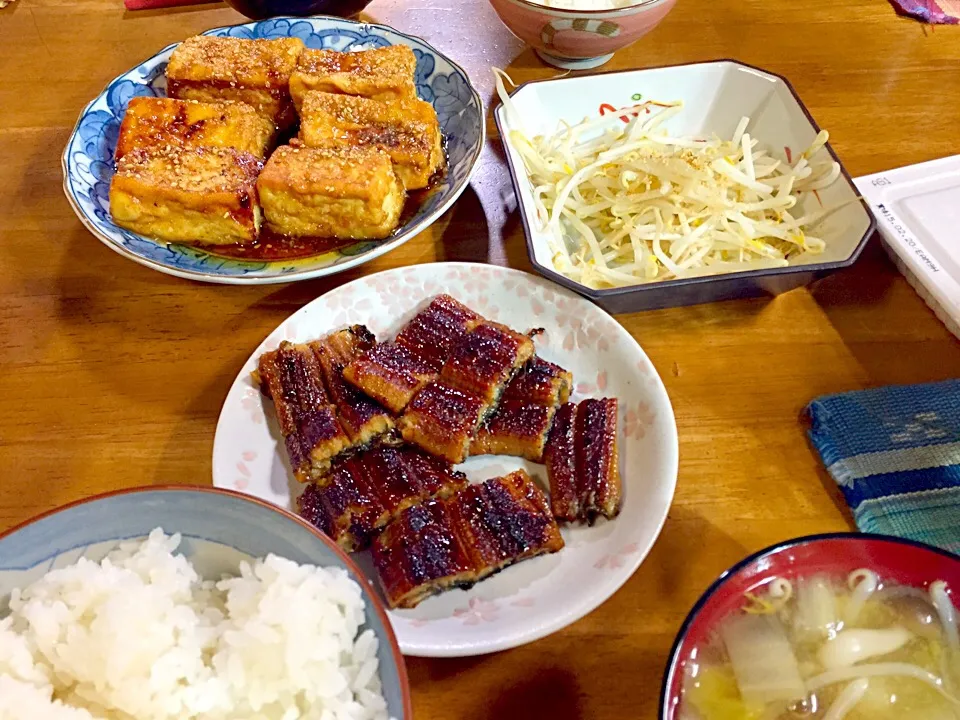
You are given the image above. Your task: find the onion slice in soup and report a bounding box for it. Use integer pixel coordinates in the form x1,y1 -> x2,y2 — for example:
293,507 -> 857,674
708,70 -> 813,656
718,613 -> 806,710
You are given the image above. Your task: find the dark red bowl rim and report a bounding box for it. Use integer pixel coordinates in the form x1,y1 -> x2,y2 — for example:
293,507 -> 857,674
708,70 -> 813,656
657,531 -> 960,719
493,59 -> 878,303
0,484 -> 414,720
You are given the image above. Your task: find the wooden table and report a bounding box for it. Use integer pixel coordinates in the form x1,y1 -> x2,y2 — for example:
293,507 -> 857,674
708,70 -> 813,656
1,0 -> 959,716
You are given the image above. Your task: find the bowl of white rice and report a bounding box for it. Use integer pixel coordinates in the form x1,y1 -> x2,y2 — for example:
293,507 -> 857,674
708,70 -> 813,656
488,0 -> 676,69
0,486 -> 411,720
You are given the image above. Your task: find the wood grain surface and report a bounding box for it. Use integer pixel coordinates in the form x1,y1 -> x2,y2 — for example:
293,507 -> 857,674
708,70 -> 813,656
0,0 -> 958,716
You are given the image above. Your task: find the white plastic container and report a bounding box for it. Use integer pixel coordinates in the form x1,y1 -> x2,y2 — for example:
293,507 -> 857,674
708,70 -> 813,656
856,155 -> 960,340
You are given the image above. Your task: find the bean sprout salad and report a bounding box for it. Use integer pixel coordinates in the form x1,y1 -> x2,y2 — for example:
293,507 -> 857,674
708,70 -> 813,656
495,70 -> 846,289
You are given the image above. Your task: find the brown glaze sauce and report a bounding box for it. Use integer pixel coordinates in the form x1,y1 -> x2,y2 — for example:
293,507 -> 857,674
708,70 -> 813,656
196,172 -> 445,262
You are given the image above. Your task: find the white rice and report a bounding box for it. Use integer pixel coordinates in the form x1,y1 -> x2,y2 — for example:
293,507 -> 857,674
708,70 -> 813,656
0,529 -> 391,720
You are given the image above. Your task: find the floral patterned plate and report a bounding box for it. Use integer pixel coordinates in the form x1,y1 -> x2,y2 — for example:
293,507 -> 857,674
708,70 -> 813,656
212,263 -> 679,655
61,17 -> 483,284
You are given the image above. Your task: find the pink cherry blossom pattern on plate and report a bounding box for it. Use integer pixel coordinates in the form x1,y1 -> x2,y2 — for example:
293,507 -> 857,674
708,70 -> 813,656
624,401 -> 655,441
452,597 -> 499,625
407,618 -> 430,628
241,387 -> 264,425
594,542 -> 641,570
511,596 -> 536,608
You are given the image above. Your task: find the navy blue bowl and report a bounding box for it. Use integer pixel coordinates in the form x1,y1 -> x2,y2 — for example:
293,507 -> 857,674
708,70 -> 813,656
224,0 -> 372,19
0,486 -> 412,719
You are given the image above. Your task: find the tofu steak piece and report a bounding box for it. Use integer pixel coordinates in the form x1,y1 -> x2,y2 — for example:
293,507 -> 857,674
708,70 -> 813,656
297,445 -> 467,552
114,96 -> 274,161
299,91 -> 444,190
166,35 -> 304,129
289,45 -> 417,108
109,145 -> 261,245
544,398 -> 622,523
257,145 -> 404,240
372,470 -> 564,609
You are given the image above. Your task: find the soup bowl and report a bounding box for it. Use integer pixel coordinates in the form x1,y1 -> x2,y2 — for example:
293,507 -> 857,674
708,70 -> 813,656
660,533 -> 960,719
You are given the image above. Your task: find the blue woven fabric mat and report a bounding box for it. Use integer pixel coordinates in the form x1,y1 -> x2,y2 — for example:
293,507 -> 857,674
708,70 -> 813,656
807,379 -> 960,556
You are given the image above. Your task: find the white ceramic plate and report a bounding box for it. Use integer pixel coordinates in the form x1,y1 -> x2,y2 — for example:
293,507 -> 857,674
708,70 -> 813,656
212,262 -> 678,656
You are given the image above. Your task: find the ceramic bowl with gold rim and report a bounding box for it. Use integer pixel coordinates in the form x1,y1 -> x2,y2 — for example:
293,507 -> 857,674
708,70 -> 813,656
487,0 -> 676,69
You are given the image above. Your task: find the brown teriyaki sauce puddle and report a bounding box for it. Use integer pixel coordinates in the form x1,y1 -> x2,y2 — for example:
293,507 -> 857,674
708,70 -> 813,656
196,170 -> 446,262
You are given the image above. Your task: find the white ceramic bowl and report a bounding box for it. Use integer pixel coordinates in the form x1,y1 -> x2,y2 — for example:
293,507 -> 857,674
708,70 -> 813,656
495,60 -> 876,313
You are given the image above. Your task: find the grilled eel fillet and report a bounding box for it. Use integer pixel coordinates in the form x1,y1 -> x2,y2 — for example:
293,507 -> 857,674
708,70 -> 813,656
544,398 -> 622,523
372,470 -> 564,609
298,444 -> 467,552
255,327 -> 394,482
470,356 -> 573,462
400,322 -> 535,463
342,294 -> 483,413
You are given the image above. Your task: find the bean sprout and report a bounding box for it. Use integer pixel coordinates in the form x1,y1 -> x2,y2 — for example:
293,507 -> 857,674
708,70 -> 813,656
822,678 -> 869,720
494,69 -> 846,289
844,569 -> 879,626
805,662 -> 960,707
930,581 -> 959,654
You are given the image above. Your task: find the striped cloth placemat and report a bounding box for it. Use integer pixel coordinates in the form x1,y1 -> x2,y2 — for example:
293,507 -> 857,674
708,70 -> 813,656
807,379 -> 960,556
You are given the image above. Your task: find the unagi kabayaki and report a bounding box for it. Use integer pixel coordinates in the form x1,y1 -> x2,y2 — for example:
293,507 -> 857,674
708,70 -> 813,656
372,470 -> 564,609
399,321 -> 536,463
470,356 -> 573,462
311,326 -> 394,445
255,326 -> 394,482
256,341 -> 351,482
544,398 -> 622,523
297,444 -> 467,552
394,294 -> 484,373
341,294 -> 484,414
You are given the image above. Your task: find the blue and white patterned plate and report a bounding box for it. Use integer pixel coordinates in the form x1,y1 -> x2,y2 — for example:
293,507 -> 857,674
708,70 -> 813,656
61,17 -> 484,284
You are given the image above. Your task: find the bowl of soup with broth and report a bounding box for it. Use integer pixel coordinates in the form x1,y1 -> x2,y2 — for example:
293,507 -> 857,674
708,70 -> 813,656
661,533 -> 960,720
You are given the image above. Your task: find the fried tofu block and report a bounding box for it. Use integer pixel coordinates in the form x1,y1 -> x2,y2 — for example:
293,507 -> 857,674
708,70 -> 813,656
297,445 -> 467,552
372,470 -> 564,609
440,322 -> 535,407
289,45 -> 417,109
299,91 -> 444,190
342,342 -> 437,414
114,96 -> 274,161
471,400 -> 556,462
166,35 -> 304,129
310,326 -> 394,447
502,356 -> 573,406
109,145 -> 261,245
399,382 -> 485,464
256,341 -> 351,482
257,145 -> 404,240
395,295 -> 485,373
544,399 -> 622,523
